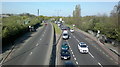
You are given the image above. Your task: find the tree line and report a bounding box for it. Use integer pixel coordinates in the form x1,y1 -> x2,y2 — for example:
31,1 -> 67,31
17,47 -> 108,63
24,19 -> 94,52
63,2 -> 120,42
2,13 -> 44,47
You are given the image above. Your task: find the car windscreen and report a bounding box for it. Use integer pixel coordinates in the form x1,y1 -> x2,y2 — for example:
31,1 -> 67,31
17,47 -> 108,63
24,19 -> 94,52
63,34 -> 68,36
80,45 -> 87,47
61,51 -> 70,55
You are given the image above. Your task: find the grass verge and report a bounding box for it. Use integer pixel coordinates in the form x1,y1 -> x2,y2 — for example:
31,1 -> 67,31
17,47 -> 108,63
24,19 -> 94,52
52,23 -> 62,35
64,24 -> 74,29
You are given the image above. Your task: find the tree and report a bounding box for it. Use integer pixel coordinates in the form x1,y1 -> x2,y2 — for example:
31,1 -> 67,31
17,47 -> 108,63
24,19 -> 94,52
73,4 -> 81,17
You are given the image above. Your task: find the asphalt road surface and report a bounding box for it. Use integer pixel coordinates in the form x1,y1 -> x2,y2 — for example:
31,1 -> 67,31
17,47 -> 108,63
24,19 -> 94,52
56,28 -> 119,67
2,23 -> 53,65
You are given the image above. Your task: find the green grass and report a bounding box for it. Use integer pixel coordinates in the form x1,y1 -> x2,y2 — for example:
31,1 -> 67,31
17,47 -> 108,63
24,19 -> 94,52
52,23 -> 62,34
64,24 -> 74,29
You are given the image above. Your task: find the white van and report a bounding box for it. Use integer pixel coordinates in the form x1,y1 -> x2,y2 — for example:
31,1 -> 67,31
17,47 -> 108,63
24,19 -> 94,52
62,31 -> 69,40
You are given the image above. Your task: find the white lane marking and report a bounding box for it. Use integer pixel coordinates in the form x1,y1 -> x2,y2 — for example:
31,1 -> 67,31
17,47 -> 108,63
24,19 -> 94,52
76,61 -> 78,64
96,47 -> 98,49
29,52 -> 33,55
76,39 -> 80,43
40,38 -> 42,40
70,47 -> 71,50
69,45 -> 71,48
42,34 -> 44,37
98,62 -> 103,67
74,57 -> 76,60
106,55 -> 109,57
36,43 -> 39,46
71,50 -> 72,52
73,54 -> 75,57
115,62 -> 118,64
99,49 -> 102,52
73,36 -> 76,38
72,52 -> 73,54
102,52 -> 105,54
89,52 -> 95,58
110,58 -> 113,60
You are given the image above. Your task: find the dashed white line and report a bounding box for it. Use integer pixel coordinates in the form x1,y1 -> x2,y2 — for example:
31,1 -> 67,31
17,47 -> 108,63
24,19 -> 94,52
69,45 -> 71,48
106,55 -> 109,57
98,62 -> 103,67
102,52 -> 105,54
29,52 -> 33,55
40,38 -> 42,40
76,39 -> 80,43
70,47 -> 71,50
89,52 -> 95,58
71,50 -> 72,52
110,58 -> 113,60
115,62 -> 118,64
96,47 -> 98,49
73,36 -> 76,38
76,61 -> 78,64
36,43 -> 39,46
74,58 -> 76,60
73,54 -> 75,57
71,51 -> 73,54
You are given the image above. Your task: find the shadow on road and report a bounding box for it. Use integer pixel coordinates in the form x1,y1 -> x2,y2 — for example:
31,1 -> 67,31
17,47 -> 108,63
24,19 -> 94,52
2,24 -> 43,53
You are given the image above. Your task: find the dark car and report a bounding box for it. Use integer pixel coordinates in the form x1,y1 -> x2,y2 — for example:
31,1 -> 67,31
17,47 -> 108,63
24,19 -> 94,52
61,50 -> 71,60
45,23 -> 47,26
64,61 -> 75,67
61,42 -> 69,50
67,27 -> 70,30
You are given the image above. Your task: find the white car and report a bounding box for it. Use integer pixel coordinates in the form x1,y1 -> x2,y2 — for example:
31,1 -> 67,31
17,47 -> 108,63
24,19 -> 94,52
62,31 -> 69,40
70,29 -> 74,33
78,42 -> 89,53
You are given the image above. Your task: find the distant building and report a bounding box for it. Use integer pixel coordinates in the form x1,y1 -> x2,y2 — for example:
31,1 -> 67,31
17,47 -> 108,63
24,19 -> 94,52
0,14 -> 10,18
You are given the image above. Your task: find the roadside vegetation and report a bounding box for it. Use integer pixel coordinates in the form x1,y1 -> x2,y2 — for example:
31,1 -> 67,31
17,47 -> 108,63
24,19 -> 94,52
52,23 -> 62,35
63,2 -> 120,42
2,13 -> 44,46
